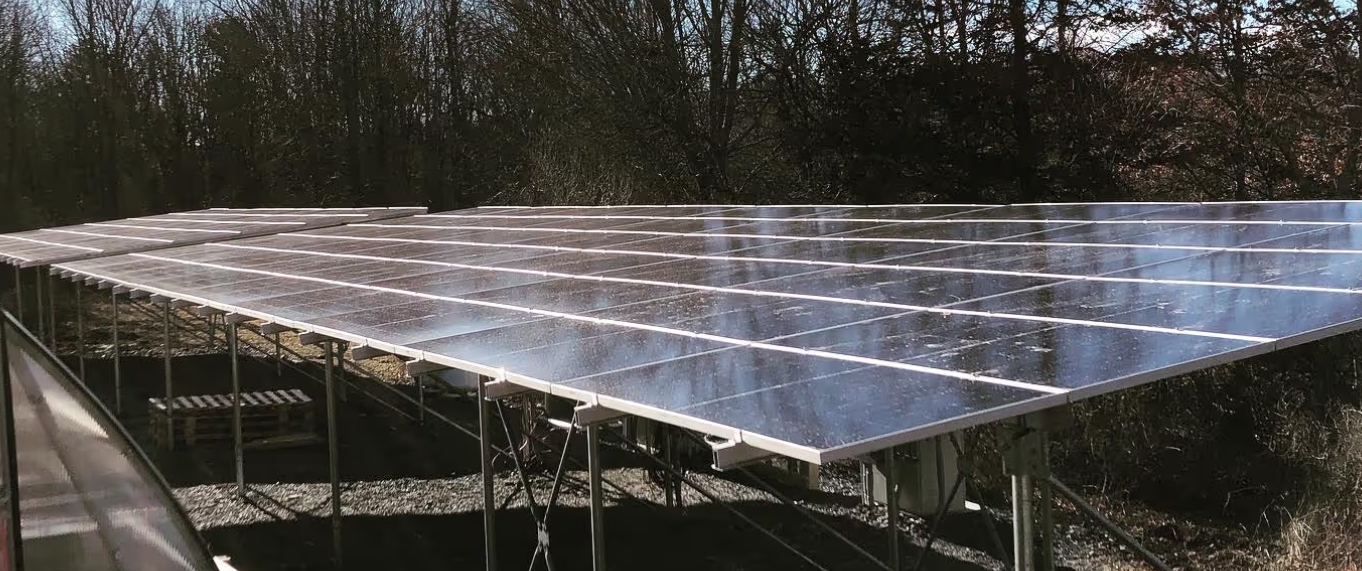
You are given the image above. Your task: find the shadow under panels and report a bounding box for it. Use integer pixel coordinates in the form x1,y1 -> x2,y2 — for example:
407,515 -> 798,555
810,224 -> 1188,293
0,207 -> 425,267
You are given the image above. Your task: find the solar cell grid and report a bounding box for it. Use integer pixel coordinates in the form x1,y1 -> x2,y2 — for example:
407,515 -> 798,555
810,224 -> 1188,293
0,207 -> 425,267
53,202 -> 1362,463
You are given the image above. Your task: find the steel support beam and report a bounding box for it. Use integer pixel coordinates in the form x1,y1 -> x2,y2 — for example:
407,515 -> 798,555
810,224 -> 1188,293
477,375 -> 498,571
230,323 -> 244,497
587,423 -> 607,571
885,448 -> 901,571
75,283 -> 85,384
13,266 -> 22,324
45,271 -> 54,348
111,290 -> 122,415
415,375 -> 425,425
1047,477 -> 1173,571
1012,475 -> 1034,571
35,267 -> 44,345
163,302 -> 174,451
324,341 -> 343,569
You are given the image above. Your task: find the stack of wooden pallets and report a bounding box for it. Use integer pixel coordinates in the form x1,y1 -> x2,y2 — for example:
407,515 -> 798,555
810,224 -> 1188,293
149,389 -> 315,449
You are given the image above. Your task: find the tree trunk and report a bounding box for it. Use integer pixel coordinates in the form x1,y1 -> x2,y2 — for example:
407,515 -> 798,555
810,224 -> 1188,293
1009,0 -> 1036,198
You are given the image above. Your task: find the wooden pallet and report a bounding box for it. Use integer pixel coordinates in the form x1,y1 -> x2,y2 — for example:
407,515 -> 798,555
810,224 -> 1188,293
149,389 -> 315,449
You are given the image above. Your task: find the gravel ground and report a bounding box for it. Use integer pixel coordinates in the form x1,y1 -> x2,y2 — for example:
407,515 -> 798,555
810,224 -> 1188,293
41,296 -> 1235,571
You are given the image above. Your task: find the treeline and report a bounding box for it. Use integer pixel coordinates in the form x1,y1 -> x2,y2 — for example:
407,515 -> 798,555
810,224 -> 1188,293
0,0 -> 1357,229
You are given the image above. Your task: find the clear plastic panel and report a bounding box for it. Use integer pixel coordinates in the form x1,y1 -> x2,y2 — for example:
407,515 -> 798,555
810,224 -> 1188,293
3,313 -> 215,571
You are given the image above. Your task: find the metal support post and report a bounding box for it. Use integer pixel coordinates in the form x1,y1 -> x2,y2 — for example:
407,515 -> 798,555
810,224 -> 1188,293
336,341 -> 348,403
325,341 -> 343,569
0,318 -> 27,571
587,422 -> 607,571
111,291 -> 121,415
163,302 -> 174,451
13,266 -> 21,323
862,461 -> 875,506
34,268 -> 44,345
1039,478 -> 1054,571
1000,411 -> 1066,571
274,332 -> 281,377
230,324 -> 244,497
75,283 -> 85,384
45,272 -> 54,349
1012,475 -> 1034,571
477,376 -> 498,571
663,425 -> 675,508
885,448 -> 901,571
415,375 -> 425,425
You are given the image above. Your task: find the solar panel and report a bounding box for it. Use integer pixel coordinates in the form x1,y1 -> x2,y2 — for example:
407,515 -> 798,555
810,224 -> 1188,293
53,202 -> 1362,463
0,207 -> 426,267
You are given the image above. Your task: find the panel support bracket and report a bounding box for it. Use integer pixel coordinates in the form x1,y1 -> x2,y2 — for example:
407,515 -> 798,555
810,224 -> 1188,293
225,313 -> 253,325
711,439 -> 775,471
484,379 -> 531,400
405,359 -> 448,376
350,345 -> 388,361
193,306 -> 225,317
260,322 -> 293,336
298,331 -> 330,346
574,403 -> 626,426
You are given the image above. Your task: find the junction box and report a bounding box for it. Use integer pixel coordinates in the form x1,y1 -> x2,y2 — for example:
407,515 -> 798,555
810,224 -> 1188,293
870,434 -> 967,516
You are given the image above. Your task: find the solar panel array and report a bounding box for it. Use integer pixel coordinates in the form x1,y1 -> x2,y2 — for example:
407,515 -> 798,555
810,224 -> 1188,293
54,202 -> 1362,463
0,207 -> 426,267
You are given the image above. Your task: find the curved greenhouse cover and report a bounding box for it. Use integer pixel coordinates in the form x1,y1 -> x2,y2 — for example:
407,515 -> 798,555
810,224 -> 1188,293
0,310 -> 217,571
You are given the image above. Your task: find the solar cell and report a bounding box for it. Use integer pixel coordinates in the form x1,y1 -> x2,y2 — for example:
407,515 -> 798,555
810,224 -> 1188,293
0,207 -> 425,267
54,202 -> 1362,463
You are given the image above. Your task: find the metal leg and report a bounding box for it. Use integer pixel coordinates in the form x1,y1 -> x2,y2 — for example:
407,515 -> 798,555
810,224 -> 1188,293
230,324 -> 244,497
111,291 -> 122,415
337,342 -> 348,403
13,266 -> 22,323
663,425 -> 675,508
415,375 -> 425,425
75,284 -> 85,384
35,268 -> 43,345
1013,475 -> 1034,571
45,271 -> 54,349
587,423 -> 606,571
477,376 -> 497,571
862,461 -> 875,506
1040,479 -> 1054,571
274,332 -> 281,377
885,448 -> 901,571
163,303 -> 174,451
325,341 -> 343,569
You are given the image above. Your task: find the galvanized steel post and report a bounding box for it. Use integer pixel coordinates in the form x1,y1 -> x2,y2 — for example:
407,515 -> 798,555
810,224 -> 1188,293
75,283 -> 85,384
111,290 -> 121,415
325,340 -> 343,568
163,302 -> 173,451
230,323 -> 244,497
885,448 -> 901,571
587,422 -> 606,571
477,375 -> 498,571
